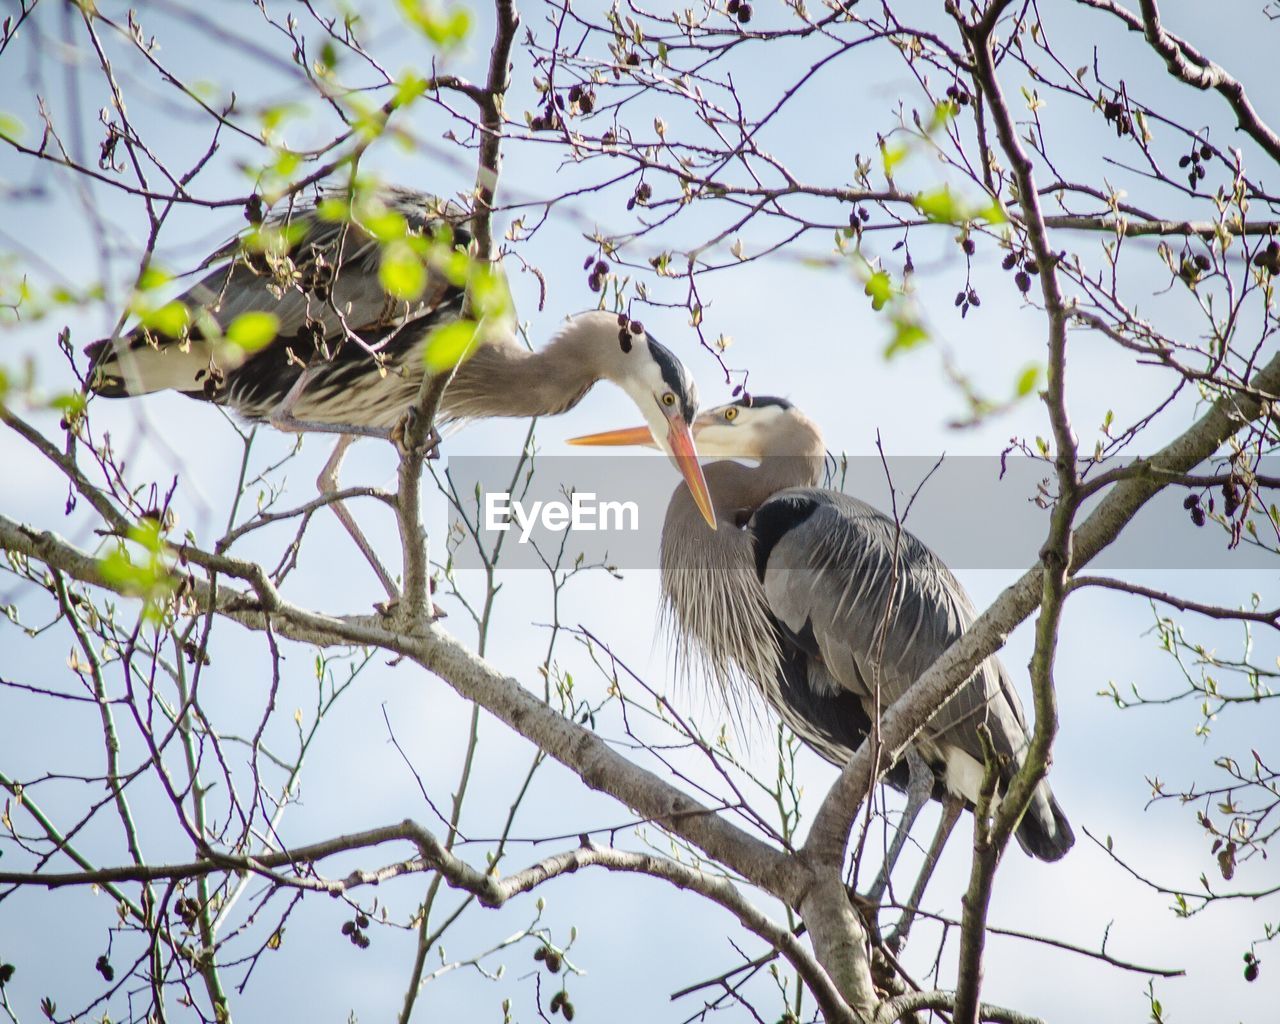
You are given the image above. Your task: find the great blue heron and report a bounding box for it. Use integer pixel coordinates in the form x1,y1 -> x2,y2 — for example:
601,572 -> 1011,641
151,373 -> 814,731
85,186 -> 716,599
572,396 -> 1073,918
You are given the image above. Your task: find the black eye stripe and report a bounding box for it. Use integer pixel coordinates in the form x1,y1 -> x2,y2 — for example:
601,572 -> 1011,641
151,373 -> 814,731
645,335 -> 698,422
730,395 -> 791,410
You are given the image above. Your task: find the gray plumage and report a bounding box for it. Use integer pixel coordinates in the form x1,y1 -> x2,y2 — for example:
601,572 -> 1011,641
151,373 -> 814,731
84,185 -> 701,435
86,184 -> 717,599
659,397 -> 1073,862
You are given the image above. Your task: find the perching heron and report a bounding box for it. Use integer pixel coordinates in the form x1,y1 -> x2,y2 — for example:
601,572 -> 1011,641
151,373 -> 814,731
86,186 -> 716,600
572,396 -> 1073,912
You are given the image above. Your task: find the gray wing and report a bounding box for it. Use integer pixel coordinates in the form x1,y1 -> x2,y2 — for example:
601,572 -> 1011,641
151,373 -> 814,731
86,188 -> 473,407
753,488 -> 1034,772
172,187 -> 467,344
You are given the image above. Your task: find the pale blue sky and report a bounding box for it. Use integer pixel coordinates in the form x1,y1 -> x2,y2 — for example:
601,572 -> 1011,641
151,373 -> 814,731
1,2 -> 1277,1022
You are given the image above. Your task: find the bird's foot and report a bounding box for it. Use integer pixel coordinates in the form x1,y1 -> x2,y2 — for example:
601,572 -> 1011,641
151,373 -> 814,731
391,408 -> 442,460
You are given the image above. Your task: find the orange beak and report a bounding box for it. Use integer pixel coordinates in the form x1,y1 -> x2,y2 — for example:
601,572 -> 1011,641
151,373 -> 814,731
568,422 -> 717,530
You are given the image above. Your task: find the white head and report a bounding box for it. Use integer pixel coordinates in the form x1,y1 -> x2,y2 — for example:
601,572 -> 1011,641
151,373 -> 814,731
559,310 -> 716,528
570,394 -> 820,460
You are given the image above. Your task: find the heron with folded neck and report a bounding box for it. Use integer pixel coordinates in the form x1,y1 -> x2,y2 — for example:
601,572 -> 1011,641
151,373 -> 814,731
571,396 -> 1072,934
86,187 -> 716,601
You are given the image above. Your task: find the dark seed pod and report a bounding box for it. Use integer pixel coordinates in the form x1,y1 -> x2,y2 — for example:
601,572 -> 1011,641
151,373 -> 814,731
1190,505 -> 1206,527
568,84 -> 582,103
1194,253 -> 1211,271
356,914 -> 370,929
736,2 -> 752,21
1245,962 -> 1259,982
1001,252 -> 1018,271
355,932 -> 371,949
594,260 -> 609,276
968,290 -> 980,307
859,206 -> 870,222
341,921 -> 355,936
1178,155 -> 1191,168
955,291 -> 966,307
626,52 -> 640,66
617,312 -> 629,326
1200,144 -> 1213,160
1025,260 -> 1039,275
562,1001 -> 576,1021
588,274 -> 602,292
244,194 -> 264,225
546,951 -> 563,973
961,237 -> 975,255
533,946 -> 548,962
727,0 -> 740,11
579,91 -> 595,113
550,991 -> 565,1013
629,320 -> 643,335
554,93 -> 565,110
1015,271 -> 1031,293
1183,493 -> 1199,510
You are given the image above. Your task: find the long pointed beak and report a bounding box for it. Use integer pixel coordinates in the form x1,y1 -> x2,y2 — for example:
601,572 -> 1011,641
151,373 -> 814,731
566,426 -> 656,447
568,422 -> 717,531
667,418 -> 717,531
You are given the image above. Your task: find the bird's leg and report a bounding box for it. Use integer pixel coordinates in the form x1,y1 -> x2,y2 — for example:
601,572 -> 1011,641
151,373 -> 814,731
884,793 -> 963,953
864,746 -> 934,909
317,435 -> 401,606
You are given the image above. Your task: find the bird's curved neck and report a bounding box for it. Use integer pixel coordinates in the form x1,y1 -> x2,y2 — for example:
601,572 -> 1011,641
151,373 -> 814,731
704,455 -> 822,524
441,332 -> 604,421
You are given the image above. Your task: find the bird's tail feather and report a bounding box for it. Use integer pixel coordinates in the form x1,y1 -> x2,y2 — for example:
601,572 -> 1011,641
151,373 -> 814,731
84,336 -> 213,399
1014,784 -> 1074,862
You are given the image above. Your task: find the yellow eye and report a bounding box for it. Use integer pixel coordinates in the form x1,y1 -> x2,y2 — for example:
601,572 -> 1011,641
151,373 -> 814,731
724,407 -> 738,421
661,392 -> 677,407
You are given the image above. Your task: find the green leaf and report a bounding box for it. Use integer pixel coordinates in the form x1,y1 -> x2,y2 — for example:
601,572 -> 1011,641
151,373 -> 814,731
98,519 -> 176,623
884,319 -> 928,358
380,242 -> 427,300
914,186 -> 962,225
317,198 -> 352,222
468,263 -> 512,321
140,301 -> 191,337
137,266 -> 172,291
49,392 -> 87,418
225,312 -> 279,352
397,0 -> 471,48
0,112 -> 23,142
422,319 -> 479,373
863,270 -> 893,311
364,210 -> 410,243
1014,364 -> 1041,397
880,141 -> 909,177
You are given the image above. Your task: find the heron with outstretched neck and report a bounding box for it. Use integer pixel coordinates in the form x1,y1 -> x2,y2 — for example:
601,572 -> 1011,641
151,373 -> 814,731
85,187 -> 716,601
571,396 -> 1073,935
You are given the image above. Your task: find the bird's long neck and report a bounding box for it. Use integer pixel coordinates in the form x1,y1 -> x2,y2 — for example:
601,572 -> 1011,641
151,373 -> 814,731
440,331 -> 604,421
